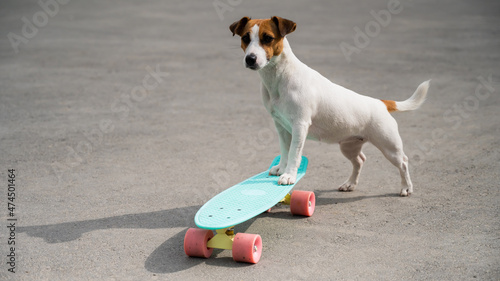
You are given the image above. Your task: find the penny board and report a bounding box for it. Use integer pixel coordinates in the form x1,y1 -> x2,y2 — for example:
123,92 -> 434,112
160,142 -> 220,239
194,156 -> 308,230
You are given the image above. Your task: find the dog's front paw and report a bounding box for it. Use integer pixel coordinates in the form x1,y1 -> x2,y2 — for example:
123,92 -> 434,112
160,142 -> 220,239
269,165 -> 285,176
278,173 -> 296,185
338,181 -> 357,192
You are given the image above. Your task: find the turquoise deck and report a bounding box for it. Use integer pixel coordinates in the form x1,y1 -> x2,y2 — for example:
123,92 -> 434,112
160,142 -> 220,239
195,156 -> 308,230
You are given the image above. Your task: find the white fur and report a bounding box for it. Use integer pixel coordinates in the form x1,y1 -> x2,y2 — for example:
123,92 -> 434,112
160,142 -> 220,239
247,38 -> 430,196
243,25 -> 268,69
396,81 -> 429,111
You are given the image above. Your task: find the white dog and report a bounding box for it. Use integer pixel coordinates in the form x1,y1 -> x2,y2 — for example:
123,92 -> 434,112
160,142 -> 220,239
230,16 -> 430,196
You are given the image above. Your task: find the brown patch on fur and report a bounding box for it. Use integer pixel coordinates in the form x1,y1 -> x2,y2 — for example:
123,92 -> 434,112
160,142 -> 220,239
381,100 -> 398,112
229,16 -> 250,36
229,16 -> 297,60
271,16 -> 296,37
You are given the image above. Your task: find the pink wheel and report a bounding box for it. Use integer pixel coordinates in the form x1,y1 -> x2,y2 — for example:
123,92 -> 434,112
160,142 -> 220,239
184,228 -> 214,258
232,233 -> 262,264
290,190 -> 316,217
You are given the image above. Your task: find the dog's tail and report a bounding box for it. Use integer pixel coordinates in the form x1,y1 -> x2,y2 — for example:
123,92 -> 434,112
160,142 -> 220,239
381,80 -> 430,113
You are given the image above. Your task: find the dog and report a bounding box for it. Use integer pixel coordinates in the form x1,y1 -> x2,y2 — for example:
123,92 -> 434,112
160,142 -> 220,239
229,16 -> 430,196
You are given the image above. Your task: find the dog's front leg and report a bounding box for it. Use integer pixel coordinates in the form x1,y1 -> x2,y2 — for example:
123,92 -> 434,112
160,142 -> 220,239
278,122 -> 309,185
269,121 -> 291,176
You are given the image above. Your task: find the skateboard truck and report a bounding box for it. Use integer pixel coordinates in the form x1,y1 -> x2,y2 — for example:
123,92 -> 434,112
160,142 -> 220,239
280,193 -> 292,205
207,227 -> 235,250
271,193 -> 311,210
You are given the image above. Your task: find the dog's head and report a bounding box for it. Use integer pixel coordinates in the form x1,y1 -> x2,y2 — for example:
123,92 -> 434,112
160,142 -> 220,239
230,16 -> 296,71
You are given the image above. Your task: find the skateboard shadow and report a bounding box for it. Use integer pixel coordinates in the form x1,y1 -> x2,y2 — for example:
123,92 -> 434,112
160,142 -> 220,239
18,189 -> 395,273
18,205 -> 201,243
17,205 -> 259,273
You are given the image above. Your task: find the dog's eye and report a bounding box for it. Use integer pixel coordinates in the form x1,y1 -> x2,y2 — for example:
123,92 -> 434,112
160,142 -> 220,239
242,34 -> 250,44
261,34 -> 274,44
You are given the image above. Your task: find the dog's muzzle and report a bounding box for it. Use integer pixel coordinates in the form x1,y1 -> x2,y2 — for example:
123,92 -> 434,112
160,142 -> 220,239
245,53 -> 258,69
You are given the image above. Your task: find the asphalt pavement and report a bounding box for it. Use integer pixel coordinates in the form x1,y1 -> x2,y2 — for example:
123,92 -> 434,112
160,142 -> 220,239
0,0 -> 499,280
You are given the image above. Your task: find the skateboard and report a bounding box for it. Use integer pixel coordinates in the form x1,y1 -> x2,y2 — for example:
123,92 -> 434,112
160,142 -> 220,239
184,156 -> 315,264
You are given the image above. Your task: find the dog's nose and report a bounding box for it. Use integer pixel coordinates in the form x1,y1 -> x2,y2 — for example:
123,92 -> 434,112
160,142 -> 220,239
245,54 -> 257,67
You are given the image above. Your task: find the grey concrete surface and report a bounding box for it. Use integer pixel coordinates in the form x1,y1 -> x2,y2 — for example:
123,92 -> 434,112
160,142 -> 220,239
0,0 -> 499,280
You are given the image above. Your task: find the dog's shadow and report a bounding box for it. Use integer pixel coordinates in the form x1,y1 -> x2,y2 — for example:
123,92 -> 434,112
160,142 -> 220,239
18,190 -> 396,273
314,189 -> 400,206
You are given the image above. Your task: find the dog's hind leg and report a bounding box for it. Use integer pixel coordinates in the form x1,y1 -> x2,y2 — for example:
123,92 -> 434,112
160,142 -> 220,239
370,121 -> 413,196
338,137 -> 367,192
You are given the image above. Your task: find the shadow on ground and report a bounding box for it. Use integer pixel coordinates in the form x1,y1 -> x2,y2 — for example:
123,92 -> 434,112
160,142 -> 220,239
314,189 -> 401,206
18,190 -> 396,273
18,206 -> 201,243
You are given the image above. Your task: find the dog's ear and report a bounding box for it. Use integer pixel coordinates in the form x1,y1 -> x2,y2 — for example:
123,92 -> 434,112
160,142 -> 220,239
230,16 -> 250,36
271,16 -> 296,37
271,16 -> 297,37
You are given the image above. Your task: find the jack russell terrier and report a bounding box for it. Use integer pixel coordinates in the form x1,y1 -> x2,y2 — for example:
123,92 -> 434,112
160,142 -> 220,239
229,16 -> 430,196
